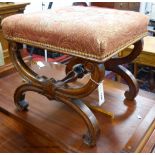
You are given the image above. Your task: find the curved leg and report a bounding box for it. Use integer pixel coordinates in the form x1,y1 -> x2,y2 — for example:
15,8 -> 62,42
56,96 -> 100,146
9,42 -> 57,86
106,65 -> 138,100
14,84 -> 53,111
9,41 -> 56,109
105,39 -> 143,100
15,84 -> 100,146
63,58 -> 113,118
15,83 -> 100,146
9,41 -> 101,146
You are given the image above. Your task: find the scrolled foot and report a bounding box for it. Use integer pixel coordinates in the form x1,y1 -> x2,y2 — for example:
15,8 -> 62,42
14,83 -> 53,111
17,97 -> 29,111
83,132 -> 95,146
14,92 -> 29,111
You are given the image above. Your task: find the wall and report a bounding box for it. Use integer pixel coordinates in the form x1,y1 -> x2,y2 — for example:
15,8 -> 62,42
140,2 -> 155,19
24,1 -> 89,13
24,1 -> 76,13
24,2 -> 155,19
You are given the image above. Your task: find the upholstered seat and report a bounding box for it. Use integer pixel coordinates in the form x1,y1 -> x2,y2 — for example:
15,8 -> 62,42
2,6 -> 148,62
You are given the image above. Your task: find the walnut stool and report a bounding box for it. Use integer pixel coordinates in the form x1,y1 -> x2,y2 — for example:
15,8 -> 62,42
2,6 -> 148,146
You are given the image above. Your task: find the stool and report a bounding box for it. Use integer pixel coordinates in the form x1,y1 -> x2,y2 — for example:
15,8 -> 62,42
2,6 -> 148,146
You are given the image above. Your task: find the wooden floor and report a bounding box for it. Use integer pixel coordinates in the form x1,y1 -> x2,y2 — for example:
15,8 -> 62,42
0,111 -> 64,153
0,62 -> 154,153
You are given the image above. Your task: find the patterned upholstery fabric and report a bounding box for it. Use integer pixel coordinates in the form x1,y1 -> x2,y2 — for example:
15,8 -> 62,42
2,6 -> 148,62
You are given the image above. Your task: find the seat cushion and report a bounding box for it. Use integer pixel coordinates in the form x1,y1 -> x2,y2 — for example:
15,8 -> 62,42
2,6 -> 148,62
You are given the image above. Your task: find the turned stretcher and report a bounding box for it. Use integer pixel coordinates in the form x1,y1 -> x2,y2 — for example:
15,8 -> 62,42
2,6 -> 148,146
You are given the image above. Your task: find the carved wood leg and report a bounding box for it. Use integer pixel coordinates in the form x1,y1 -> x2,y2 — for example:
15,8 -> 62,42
57,97 -> 100,146
9,41 -> 103,146
64,58 -> 113,118
105,40 -> 143,100
14,84 -> 53,111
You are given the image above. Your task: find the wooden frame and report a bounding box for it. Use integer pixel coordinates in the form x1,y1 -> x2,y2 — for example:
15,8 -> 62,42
8,39 -> 143,146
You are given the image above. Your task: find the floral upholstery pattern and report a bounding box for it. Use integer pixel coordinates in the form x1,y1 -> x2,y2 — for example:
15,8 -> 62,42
2,6 -> 148,62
